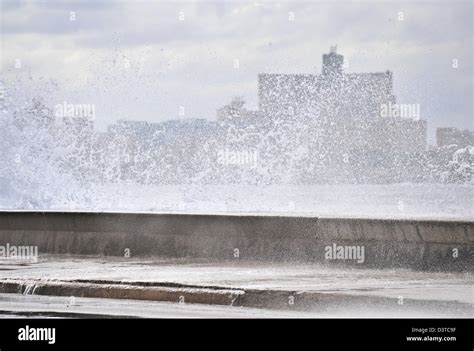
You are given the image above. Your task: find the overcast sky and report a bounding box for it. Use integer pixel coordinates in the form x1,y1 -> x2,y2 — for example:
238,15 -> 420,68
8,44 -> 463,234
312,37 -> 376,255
1,0 -> 472,142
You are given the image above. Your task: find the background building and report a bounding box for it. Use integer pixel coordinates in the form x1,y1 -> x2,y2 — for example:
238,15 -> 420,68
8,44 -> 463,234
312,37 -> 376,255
436,127 -> 474,148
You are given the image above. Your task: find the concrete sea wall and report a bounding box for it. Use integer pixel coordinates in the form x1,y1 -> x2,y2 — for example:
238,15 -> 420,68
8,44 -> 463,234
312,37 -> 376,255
0,212 -> 472,270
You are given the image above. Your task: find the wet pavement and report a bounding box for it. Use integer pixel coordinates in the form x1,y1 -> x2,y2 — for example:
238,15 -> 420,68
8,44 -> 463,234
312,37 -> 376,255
0,255 -> 472,317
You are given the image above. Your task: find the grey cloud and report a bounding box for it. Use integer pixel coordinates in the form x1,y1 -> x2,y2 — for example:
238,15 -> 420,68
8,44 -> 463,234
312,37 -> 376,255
1,0 -> 472,140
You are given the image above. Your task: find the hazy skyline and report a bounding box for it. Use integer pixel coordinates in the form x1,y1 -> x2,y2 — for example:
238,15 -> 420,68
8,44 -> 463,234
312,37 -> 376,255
1,0 -> 472,143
